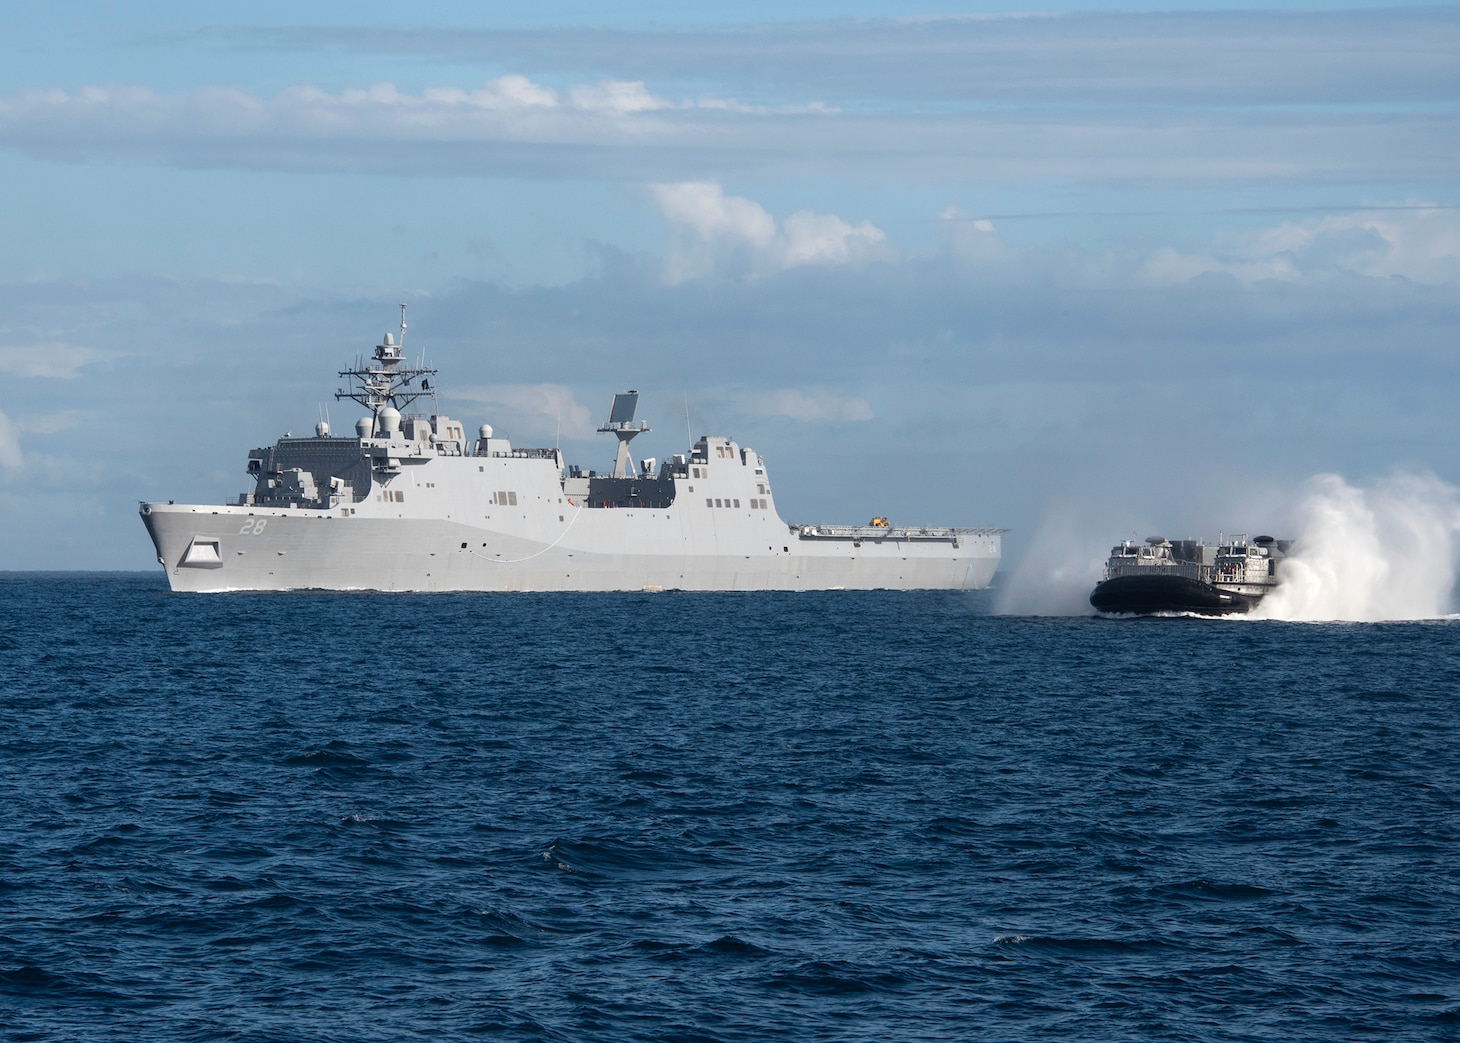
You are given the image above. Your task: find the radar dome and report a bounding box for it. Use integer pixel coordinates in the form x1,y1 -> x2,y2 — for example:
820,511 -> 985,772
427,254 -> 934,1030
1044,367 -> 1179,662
316,420 -> 331,437
356,417 -> 373,438
479,424 -> 494,439
378,407 -> 401,434
384,332 -> 395,346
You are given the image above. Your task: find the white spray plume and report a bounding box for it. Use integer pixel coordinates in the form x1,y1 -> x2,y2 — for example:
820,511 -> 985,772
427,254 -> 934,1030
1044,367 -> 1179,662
1255,471 -> 1460,622
995,511 -> 1108,616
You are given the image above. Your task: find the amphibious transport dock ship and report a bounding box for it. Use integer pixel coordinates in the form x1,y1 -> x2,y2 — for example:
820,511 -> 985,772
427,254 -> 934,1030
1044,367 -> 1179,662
140,310 -> 1005,592
1090,535 -> 1289,615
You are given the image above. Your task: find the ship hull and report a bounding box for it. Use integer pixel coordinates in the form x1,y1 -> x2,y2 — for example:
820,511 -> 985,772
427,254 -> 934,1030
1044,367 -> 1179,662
140,319 -> 1004,593
140,502 -> 1002,593
1089,573 -> 1262,616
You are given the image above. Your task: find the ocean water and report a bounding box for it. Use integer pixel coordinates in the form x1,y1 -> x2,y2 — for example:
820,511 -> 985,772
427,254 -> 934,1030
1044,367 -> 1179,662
3,574 -> 1458,1042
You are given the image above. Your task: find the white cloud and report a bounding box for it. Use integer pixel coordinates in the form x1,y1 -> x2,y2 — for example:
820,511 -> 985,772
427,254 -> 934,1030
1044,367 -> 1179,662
1245,207 -> 1460,284
0,410 -> 21,471
0,74 -> 1451,186
566,81 -> 668,115
693,95 -> 836,116
247,11 -> 1460,108
934,202 -> 1460,288
450,383 -> 595,440
652,181 -> 776,248
781,211 -> 886,267
652,182 -> 888,281
0,343 -> 103,378
0,75 -> 815,152
418,75 -> 557,111
3,10 -> 1458,187
0,77 -> 686,154
1139,205 -> 1460,286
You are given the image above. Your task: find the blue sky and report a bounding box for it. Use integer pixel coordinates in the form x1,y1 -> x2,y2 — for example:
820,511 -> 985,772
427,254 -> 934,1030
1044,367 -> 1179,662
1,1 -> 1457,574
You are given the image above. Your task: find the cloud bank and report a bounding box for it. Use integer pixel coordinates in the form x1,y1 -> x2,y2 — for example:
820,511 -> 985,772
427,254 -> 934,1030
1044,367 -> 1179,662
5,3 -> 1459,189
1138,206 -> 1460,286
240,11 -> 1460,107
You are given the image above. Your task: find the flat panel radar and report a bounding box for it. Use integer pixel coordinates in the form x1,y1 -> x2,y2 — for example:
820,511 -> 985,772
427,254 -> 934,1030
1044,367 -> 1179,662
598,390 -> 649,477
607,392 -> 639,426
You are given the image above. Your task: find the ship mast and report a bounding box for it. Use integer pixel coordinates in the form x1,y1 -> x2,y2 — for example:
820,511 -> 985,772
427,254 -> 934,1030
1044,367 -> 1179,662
598,390 -> 649,478
335,304 -> 438,417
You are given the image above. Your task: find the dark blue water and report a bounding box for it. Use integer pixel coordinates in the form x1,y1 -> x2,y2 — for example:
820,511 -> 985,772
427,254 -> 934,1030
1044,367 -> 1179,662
3,574 -> 1458,1041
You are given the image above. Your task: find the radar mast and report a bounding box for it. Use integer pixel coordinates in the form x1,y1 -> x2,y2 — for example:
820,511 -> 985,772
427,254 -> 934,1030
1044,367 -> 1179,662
598,390 -> 649,478
335,304 -> 438,418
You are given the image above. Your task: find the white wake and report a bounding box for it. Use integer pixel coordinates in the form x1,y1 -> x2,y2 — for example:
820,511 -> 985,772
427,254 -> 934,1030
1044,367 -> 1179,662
996,471 -> 1460,621
1254,472 -> 1460,622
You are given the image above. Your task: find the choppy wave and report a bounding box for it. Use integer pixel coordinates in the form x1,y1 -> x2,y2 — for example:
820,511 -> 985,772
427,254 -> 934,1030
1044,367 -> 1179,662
2,575 -> 1457,1041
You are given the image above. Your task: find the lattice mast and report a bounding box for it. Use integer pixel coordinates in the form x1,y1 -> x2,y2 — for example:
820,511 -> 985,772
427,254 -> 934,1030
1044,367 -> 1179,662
335,304 -> 438,417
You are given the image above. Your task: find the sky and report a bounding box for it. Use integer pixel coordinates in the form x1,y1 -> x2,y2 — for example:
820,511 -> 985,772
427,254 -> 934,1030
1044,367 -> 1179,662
1,0 -> 1457,577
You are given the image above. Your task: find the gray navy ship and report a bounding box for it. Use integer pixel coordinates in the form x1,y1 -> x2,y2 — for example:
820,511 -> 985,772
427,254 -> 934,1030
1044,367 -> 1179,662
1090,535 -> 1290,615
140,308 -> 1006,592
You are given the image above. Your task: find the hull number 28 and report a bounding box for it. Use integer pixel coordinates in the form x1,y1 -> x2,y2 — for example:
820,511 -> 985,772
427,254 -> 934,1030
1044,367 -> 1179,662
239,518 -> 269,535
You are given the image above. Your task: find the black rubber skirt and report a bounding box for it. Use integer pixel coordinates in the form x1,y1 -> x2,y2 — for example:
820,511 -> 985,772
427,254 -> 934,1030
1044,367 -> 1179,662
1090,574 -> 1260,616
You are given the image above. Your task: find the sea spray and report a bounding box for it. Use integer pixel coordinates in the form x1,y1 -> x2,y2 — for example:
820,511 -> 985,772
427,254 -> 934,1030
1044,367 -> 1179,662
995,514 -> 1108,616
1255,471 -> 1460,621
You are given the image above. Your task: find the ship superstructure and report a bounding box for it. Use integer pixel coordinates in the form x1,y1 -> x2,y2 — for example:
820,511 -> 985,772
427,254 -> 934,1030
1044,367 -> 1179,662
1089,534 -> 1289,615
140,310 -> 1005,592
